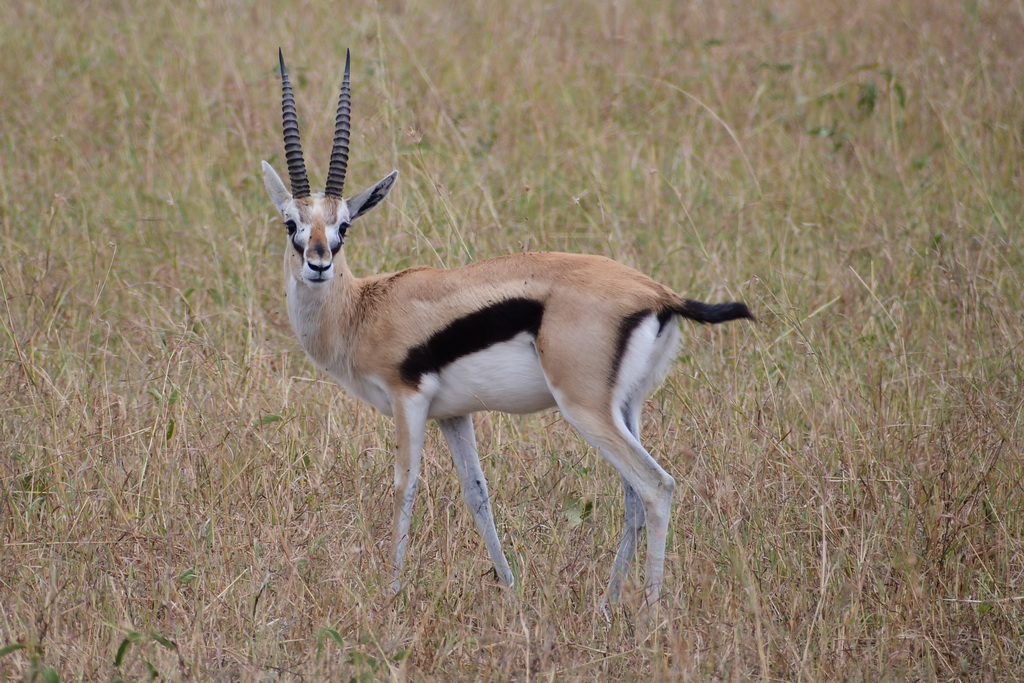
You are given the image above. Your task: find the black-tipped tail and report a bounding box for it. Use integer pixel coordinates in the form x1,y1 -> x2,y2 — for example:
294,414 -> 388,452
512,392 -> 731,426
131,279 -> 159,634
673,299 -> 755,324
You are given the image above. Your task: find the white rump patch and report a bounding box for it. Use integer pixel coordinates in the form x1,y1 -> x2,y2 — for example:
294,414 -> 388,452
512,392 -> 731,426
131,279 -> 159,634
611,313 -> 680,434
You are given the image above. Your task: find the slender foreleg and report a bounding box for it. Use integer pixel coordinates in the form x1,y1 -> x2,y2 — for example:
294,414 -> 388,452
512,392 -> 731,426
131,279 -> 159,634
390,394 -> 429,593
438,414 -> 515,586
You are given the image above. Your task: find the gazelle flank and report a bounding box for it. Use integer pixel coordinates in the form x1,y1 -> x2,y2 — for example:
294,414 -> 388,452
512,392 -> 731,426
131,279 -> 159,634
262,50 -> 754,611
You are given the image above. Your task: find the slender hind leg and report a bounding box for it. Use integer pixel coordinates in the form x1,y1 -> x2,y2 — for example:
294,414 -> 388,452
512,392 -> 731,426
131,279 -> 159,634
548,399 -> 675,608
605,404 -> 647,604
537,310 -> 677,608
438,414 -> 515,586
605,478 -> 646,605
609,430 -> 674,608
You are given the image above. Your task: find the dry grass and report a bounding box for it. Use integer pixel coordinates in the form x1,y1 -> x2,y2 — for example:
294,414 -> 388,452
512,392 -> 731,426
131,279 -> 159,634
2,0 -> 1023,679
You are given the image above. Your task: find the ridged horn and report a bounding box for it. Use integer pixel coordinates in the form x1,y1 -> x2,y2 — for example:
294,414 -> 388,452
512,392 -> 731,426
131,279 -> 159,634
324,49 -> 352,199
278,49 -> 310,199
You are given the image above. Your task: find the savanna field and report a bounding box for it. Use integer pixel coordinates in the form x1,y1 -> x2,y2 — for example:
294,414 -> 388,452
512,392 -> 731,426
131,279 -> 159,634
2,0 -> 1022,679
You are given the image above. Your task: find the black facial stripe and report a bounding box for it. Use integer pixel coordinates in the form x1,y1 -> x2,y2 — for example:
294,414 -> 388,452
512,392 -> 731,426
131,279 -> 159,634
610,310 -> 652,387
333,227 -> 348,251
291,236 -> 304,255
399,298 -> 545,386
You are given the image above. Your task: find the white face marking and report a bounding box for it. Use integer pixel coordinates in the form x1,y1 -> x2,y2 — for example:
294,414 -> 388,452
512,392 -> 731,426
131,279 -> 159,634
281,196 -> 352,285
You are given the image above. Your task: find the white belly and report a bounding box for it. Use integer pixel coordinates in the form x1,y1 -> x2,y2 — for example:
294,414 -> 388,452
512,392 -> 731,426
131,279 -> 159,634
424,333 -> 556,419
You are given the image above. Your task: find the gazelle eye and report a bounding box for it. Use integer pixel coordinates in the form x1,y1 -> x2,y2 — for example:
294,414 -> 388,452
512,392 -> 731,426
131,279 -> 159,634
285,219 -> 297,235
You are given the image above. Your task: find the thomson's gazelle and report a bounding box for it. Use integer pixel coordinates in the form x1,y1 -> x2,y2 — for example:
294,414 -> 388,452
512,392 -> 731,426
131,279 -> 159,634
262,50 -> 753,610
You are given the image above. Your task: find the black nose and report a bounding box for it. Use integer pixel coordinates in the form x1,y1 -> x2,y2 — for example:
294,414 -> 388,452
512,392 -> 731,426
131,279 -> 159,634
308,261 -> 330,273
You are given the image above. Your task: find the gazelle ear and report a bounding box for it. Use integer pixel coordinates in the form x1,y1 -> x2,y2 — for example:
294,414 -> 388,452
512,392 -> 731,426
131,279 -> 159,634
262,161 -> 291,212
347,170 -> 398,222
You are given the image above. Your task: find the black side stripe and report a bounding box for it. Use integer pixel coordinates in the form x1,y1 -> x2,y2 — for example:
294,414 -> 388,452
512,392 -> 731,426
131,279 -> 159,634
399,297 -> 545,386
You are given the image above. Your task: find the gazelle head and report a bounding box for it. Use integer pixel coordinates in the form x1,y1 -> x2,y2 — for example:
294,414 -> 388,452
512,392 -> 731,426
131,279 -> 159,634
262,49 -> 397,285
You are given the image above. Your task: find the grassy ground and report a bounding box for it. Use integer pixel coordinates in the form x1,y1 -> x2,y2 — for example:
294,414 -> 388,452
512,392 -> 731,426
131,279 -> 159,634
2,0 -> 1022,679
